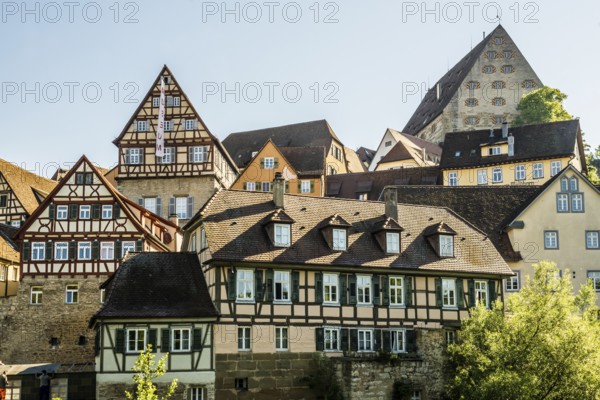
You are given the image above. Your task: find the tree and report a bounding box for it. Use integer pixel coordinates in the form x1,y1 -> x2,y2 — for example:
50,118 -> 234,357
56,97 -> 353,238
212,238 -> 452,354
446,262 -> 600,400
513,86 -> 572,126
125,345 -> 178,400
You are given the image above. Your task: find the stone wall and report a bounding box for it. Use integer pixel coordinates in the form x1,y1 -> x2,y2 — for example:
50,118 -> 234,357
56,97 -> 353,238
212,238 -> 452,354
0,276 -> 104,365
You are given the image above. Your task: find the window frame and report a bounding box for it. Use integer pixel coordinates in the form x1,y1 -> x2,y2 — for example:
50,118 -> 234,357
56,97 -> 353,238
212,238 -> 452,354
505,271 -> 520,292
158,147 -> 175,164
386,232 -> 400,254
236,269 -> 255,302
323,273 -> 339,304
238,326 -> 252,352
324,327 -> 340,352
391,329 -> 406,353
126,328 -> 147,353
515,165 -> 526,181
474,280 -> 489,308
389,276 -> 405,307
477,169 -> 488,185
128,148 -> 142,165
556,193 -> 569,213
30,286 -> 43,304
300,180 -> 311,193
246,182 -> 256,192
532,163 -> 544,179
263,157 -> 275,170
448,172 -> 458,187
442,278 -> 457,308
275,327 -> 289,351
101,205 -> 113,219
79,205 -> 91,219
550,161 -> 562,177
274,223 -> 291,247
175,197 -> 189,219
274,271 -> 291,303
492,168 -> 503,183
143,197 -> 158,214
332,228 -> 347,251
122,241 -> 135,257
171,327 -> 192,352
190,146 -> 208,163
78,241 -> 92,260
65,284 -> 78,304
136,120 -> 148,132
31,242 -> 46,261
571,193 -> 584,213
54,242 -> 69,261
489,147 -> 501,156
56,205 -> 68,220
356,275 -> 372,305
189,387 -> 205,400
100,242 -> 115,260
587,271 -> 600,292
586,231 -> 599,250
357,329 -> 374,352
439,235 -> 454,258
544,231 -> 559,250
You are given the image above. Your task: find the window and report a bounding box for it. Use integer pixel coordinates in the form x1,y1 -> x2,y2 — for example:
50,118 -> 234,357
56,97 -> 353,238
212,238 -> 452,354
328,165 -> 337,175
504,50 -> 513,59
466,98 -> 477,107
358,330 -> 373,352
30,286 -> 43,304
190,387 -> 205,400
358,193 -> 368,201
238,327 -> 251,351
572,194 -> 584,212
488,147 -> 501,155
569,178 -> 578,192
78,242 -> 91,260
442,278 -> 456,308
128,148 -> 142,165
557,194 -> 569,212
274,224 -> 291,247
495,36 -> 503,44
391,330 -> 406,353
261,182 -> 271,192
551,161 -> 562,176
544,231 -> 559,249
235,378 -> 249,391
440,235 -> 454,257
487,51 -> 496,59
101,205 -> 113,219
236,270 -> 254,301
445,330 -> 456,345
185,119 -> 197,130
101,242 -> 114,260
175,197 -> 189,219
170,96 -> 181,107
385,140 -> 392,147
466,116 -> 478,125
502,65 -> 514,73
323,274 -> 338,304
55,242 -> 68,261
137,120 -> 148,132
448,172 -> 458,187
122,241 -> 135,257
389,276 -> 404,306
59,205 -> 70,219
588,272 -> 600,291
332,229 -> 347,251
484,65 -> 494,74
492,81 -> 504,89
152,97 -> 159,107
163,120 -> 173,131
263,157 -> 275,169
0,194 -> 7,208
79,205 -> 91,219
357,275 -> 372,305
332,146 -> 343,161
274,271 -> 290,302
386,232 -> 400,254
246,182 -> 255,192
200,229 -> 207,250
324,327 -> 340,351
493,97 -> 506,106
495,116 -> 503,124
477,170 -> 488,185
190,146 -> 208,163
492,168 -> 503,183
301,180 -> 311,193
515,165 -> 526,181
411,391 -> 422,400
275,327 -> 288,351
475,280 -> 488,307
158,147 -> 175,164
454,151 -> 461,157
505,271 -> 520,292
127,328 -> 147,353
524,80 -> 535,88
586,232 -> 600,249
100,288 -> 106,304
143,197 -> 158,214
468,81 -> 478,90
65,284 -> 78,304
31,243 -> 46,260
171,328 -> 191,352
533,163 -> 544,179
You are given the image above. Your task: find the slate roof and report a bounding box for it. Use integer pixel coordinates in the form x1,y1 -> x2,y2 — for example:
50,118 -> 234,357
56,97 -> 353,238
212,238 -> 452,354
0,159 -> 57,215
356,147 -> 375,168
393,185 -> 543,261
196,190 -> 512,276
439,120 -> 584,170
326,167 -> 442,200
279,146 -> 326,176
402,26 -> 508,136
223,120 -> 339,169
92,253 -> 218,323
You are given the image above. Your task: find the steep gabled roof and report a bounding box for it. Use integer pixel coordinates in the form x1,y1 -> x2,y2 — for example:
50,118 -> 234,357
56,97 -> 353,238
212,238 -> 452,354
91,252 -> 218,324
356,147 -> 375,167
194,190 -> 512,276
223,120 -> 339,169
279,146 -> 326,176
439,120 -> 584,170
0,159 -> 57,215
0,223 -> 19,262
344,146 -> 367,173
378,131 -> 442,167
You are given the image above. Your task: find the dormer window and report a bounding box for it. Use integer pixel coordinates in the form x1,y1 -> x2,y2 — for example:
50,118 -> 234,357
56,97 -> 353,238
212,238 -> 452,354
372,217 -> 404,255
424,222 -> 457,258
439,235 -> 454,257
274,224 -> 291,247
488,147 -> 501,155
332,228 -> 347,251
321,215 -> 351,252
386,232 -> 400,254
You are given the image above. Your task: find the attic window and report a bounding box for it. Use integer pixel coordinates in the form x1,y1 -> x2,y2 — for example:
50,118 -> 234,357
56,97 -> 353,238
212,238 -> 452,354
488,147 -> 501,156
385,141 -> 393,147
274,224 -> 291,247
386,232 -> 400,254
0,194 -> 7,208
332,229 -> 347,251
454,151 -> 461,157
439,235 -> 454,257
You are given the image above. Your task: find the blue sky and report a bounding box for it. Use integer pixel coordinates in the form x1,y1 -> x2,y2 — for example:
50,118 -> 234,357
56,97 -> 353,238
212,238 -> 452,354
2,0 -> 599,175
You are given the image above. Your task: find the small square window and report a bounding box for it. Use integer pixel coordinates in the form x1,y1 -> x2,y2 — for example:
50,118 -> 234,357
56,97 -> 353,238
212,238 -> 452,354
65,284 -> 78,304
102,205 -> 113,219
502,65 -> 514,74
122,241 -> 135,257
544,231 -> 559,249
128,148 -> 143,165
185,119 -> 197,130
235,378 -> 249,392
171,328 -> 192,352
505,271 -> 520,292
495,36 -> 503,45
385,141 -> 392,147
246,182 -> 256,192
137,121 -> 148,132
261,182 -> 272,192
264,157 -> 275,170
190,146 -> 208,163
551,161 -> 562,176
31,242 -> 46,260
487,51 -> 496,59
504,50 -> 513,59
159,148 -> 175,164
190,387 -> 205,400
127,328 -> 147,353
30,286 -> 43,304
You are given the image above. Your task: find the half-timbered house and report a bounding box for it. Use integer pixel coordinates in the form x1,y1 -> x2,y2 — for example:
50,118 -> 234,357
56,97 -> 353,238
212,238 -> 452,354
91,252 -> 219,400
2,155 -> 179,367
183,176 -> 513,399
113,66 -> 238,224
0,158 -> 57,228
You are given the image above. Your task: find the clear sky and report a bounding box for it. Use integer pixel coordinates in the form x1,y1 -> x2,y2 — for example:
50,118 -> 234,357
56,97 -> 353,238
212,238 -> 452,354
2,0 -> 599,176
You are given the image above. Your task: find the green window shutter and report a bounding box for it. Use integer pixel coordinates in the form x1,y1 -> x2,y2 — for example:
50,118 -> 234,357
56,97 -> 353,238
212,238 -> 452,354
297,181 -> 301,193
169,198 -> 176,216
69,241 -> 76,260
92,204 -> 101,220
156,197 -> 163,217
114,203 -> 121,219
341,329 -> 349,351
266,269 -> 274,302
374,329 -> 382,351
187,197 -> 194,219
124,149 -> 130,165
138,198 -> 144,206
274,157 -> 279,168
254,270 -> 264,302
381,276 -> 389,306
45,242 -> 53,261
260,158 -> 265,169
227,269 -> 237,301
456,279 -> 465,309
291,271 -> 300,303
435,278 -> 442,308
92,241 -> 100,260
193,329 -> 203,351
135,240 -> 143,252
69,204 -> 78,220
350,329 -> 358,351
382,330 -> 391,353
115,240 -> 122,260
468,279 -> 476,307
310,181 -> 315,193
285,181 -> 289,194
22,242 -> 30,261
188,147 -> 194,163
340,275 -> 348,305
256,182 -> 262,192
372,275 -> 381,306
315,328 -> 324,351
315,272 -> 323,303
348,274 -> 357,305
243,182 -> 247,190
94,328 -> 101,356
140,148 -> 145,164
161,329 -> 170,353
489,280 -> 497,304
48,204 -> 55,220
404,277 -> 413,306
406,330 -> 417,353
115,329 -> 125,353
148,329 -> 158,352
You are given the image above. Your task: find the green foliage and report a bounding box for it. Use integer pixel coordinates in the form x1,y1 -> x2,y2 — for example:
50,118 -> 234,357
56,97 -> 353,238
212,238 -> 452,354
446,262 -> 600,400
514,86 -> 572,126
125,345 -> 178,400
304,354 -> 344,400
585,143 -> 600,184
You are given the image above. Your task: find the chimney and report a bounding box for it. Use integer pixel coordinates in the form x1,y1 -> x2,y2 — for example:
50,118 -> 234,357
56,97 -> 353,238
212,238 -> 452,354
508,133 -> 515,157
169,213 -> 179,227
502,122 -> 509,139
273,173 -> 285,209
384,187 -> 398,220
436,83 -> 441,101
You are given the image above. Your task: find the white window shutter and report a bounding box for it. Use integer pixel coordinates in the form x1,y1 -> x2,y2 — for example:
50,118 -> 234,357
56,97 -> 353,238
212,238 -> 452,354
132,120 -> 137,132
181,119 -> 186,131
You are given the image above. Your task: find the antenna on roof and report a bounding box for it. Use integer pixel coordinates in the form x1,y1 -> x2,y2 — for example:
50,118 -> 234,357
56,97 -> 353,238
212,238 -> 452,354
470,36 -> 473,50
483,31 -> 485,40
